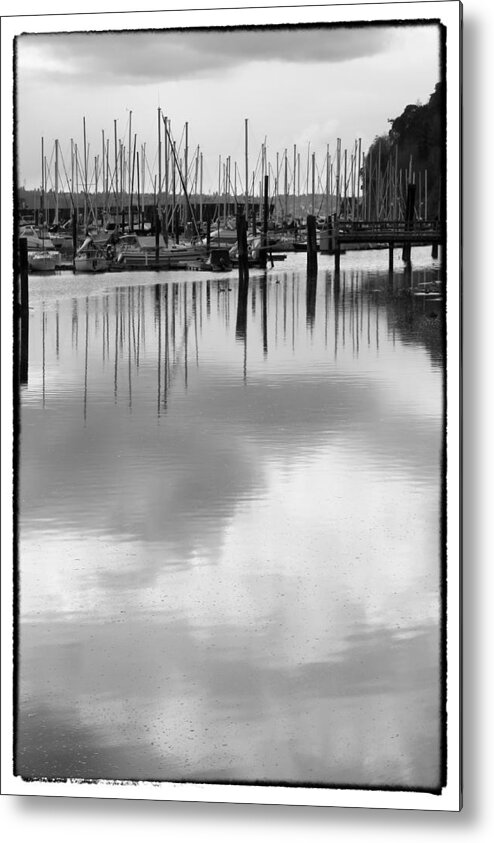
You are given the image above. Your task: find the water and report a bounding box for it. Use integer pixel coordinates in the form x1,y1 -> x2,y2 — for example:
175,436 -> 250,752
17,249 -> 444,789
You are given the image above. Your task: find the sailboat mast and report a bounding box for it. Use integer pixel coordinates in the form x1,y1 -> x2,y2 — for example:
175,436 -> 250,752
41,136 -> 44,224
311,151 -> 315,216
200,151 -> 203,227
336,138 -> 341,218
184,121 -> 189,227
70,138 -> 75,215
54,139 -> 59,225
157,106 -> 162,229
284,148 -> 288,222
163,117 -> 169,245
244,118 -> 249,225
293,144 -> 297,221
101,130 -> 105,217
114,119 -> 119,217
141,144 -> 146,230
128,110 -> 132,230
83,117 -> 88,229
326,145 -> 330,220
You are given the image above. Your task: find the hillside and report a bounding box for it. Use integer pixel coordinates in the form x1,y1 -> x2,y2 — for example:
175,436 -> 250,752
363,82 -> 444,220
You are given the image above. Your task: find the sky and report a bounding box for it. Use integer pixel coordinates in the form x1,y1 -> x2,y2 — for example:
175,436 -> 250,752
14,19 -> 441,195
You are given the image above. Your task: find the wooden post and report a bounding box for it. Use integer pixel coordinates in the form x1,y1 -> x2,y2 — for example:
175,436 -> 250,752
155,207 -> 161,268
260,174 -> 269,270
19,237 -> 29,313
206,217 -> 211,251
388,242 -> 394,274
236,215 -> 249,343
306,213 -> 318,276
402,183 -> 416,263
334,240 -> 341,276
72,211 -> 77,268
236,212 -> 249,288
19,238 -> 29,386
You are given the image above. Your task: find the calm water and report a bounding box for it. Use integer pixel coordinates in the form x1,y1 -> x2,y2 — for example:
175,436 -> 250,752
17,249 -> 444,789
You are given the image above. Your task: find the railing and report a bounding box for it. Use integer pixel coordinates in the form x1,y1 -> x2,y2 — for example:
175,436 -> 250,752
333,219 -> 442,234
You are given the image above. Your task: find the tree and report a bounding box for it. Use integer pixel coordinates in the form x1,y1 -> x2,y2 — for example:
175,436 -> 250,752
362,83 -> 444,220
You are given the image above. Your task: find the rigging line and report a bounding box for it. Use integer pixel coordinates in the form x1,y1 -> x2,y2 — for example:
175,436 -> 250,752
58,147 -> 76,210
75,151 -> 96,219
161,113 -> 201,240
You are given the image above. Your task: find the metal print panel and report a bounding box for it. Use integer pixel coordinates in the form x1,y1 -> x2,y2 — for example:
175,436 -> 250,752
1,0 -> 461,811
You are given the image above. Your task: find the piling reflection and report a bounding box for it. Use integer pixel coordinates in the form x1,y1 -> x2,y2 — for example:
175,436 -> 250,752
24,270 -> 444,423
18,260 -> 444,788
306,269 -> 317,331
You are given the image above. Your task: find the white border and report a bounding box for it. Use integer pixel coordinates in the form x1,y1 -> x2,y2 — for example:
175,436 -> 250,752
1,1 -> 461,812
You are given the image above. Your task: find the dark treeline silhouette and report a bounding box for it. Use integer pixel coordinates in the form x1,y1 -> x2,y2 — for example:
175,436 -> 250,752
363,82 -> 444,220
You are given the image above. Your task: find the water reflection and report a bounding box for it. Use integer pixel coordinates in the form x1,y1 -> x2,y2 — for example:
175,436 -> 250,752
18,259 -> 444,790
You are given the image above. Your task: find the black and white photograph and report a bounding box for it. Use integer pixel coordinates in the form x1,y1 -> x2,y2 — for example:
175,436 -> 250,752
2,0 -> 461,814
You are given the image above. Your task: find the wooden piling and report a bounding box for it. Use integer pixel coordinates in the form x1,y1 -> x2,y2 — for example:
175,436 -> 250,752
334,241 -> 341,275
236,212 -> 249,285
388,242 -> 394,274
18,237 -> 29,385
306,245 -> 317,329
402,183 -> 416,263
236,213 -> 249,341
260,175 -> 269,270
19,237 -> 29,313
306,214 -> 318,276
155,207 -> 161,268
72,211 -> 77,267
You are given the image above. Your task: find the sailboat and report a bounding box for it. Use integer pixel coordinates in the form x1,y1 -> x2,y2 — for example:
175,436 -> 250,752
74,235 -> 110,272
19,225 -> 61,272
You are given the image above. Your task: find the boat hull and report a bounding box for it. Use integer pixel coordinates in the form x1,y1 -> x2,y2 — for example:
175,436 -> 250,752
28,251 -> 60,272
116,243 -> 207,269
74,256 -> 109,273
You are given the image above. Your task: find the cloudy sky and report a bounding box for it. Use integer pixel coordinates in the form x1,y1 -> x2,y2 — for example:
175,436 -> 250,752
15,20 -> 441,193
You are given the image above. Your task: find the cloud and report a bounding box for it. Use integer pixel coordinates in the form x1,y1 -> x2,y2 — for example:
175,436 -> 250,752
17,25 -> 393,87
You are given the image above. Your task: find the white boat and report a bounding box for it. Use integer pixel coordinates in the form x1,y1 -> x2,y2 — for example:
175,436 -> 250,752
115,234 -> 207,269
74,236 -> 110,273
202,226 -> 239,248
28,250 -> 59,272
20,226 -> 62,268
